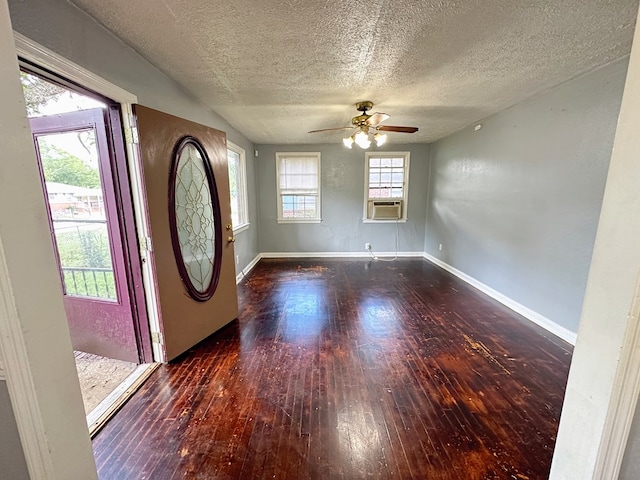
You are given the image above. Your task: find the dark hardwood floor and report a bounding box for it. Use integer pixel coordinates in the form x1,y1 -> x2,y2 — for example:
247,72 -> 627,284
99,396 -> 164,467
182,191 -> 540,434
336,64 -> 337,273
93,258 -> 572,479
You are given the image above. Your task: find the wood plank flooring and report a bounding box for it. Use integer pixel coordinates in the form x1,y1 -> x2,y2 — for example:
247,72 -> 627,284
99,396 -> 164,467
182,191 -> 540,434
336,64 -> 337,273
92,258 -> 572,479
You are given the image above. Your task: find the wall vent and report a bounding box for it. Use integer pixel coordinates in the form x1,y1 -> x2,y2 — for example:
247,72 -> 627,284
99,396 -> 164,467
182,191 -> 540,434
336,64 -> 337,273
371,200 -> 402,220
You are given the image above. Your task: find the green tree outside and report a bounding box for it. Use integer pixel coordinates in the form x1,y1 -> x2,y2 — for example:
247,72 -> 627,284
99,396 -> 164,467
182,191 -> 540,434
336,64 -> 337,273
39,142 -> 100,188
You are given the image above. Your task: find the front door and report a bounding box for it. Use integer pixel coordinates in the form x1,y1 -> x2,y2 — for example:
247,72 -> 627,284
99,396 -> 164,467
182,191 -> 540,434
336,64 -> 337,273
30,108 -> 141,363
134,106 -> 238,361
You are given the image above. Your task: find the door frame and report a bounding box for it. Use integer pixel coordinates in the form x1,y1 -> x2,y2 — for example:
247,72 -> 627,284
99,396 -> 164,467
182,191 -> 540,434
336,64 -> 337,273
30,108 -> 146,362
14,31 -> 164,363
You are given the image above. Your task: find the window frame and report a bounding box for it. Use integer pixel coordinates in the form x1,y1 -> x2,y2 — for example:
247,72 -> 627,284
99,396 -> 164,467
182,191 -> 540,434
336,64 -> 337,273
227,141 -> 250,233
362,151 -> 410,223
276,152 -> 322,223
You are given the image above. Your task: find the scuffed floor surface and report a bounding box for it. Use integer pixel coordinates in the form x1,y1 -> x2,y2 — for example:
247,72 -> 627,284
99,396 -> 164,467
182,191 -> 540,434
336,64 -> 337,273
93,258 -> 572,479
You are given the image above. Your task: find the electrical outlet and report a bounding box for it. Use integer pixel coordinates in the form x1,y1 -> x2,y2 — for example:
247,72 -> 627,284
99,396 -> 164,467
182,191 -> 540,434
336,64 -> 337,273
236,255 -> 239,264
365,242 -> 371,251
439,244 -> 443,251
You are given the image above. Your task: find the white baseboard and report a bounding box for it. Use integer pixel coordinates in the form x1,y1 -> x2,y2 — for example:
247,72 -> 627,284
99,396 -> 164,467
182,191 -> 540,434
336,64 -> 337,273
235,253 -> 262,284
423,253 -> 577,345
235,251 -> 423,283
233,251 -> 575,345
260,251 -> 424,259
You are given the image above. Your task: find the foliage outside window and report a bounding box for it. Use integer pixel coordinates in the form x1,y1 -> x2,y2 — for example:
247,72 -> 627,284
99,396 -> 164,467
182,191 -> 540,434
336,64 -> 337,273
227,142 -> 249,231
276,152 -> 321,223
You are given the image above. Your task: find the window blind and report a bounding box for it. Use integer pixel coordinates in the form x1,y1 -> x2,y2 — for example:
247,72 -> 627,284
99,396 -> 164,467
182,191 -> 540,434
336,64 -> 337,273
279,156 -> 319,195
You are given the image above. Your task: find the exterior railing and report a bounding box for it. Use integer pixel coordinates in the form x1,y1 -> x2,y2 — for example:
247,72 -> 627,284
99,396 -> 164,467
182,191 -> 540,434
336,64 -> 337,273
61,266 -> 116,300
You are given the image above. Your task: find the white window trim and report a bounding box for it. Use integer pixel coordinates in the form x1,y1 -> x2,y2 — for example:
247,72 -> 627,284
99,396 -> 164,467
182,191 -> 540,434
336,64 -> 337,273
362,151 -> 410,222
276,152 -> 322,223
233,223 -> 250,234
227,141 -> 250,233
362,218 -> 408,224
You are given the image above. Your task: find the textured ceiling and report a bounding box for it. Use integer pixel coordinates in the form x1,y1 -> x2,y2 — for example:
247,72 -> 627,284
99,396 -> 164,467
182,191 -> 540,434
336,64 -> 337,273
70,0 -> 638,144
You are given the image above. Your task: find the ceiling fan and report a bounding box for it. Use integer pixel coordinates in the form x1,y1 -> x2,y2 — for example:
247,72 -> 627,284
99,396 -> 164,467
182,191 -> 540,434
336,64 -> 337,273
308,101 -> 419,149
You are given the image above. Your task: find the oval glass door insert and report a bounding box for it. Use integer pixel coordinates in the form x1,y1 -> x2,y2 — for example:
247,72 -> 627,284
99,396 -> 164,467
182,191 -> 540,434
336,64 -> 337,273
169,136 -> 222,301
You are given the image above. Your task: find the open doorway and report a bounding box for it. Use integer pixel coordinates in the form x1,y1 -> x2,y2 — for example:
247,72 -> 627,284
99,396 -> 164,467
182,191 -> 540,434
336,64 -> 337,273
19,68 -> 157,435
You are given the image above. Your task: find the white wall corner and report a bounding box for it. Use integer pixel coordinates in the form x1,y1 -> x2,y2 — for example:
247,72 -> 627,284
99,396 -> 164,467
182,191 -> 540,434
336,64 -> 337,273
423,253 -> 577,345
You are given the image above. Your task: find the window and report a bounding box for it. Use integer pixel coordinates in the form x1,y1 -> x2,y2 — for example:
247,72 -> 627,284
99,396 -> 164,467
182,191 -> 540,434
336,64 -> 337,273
227,142 -> 249,232
276,152 -> 321,223
363,152 -> 410,221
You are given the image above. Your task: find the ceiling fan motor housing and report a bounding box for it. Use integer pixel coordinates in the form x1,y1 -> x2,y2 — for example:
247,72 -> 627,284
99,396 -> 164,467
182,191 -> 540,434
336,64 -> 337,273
355,101 -> 374,113
352,114 -> 371,126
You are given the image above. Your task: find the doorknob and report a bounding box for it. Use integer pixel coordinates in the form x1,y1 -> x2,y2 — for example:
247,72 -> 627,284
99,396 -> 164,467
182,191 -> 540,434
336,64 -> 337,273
227,236 -> 236,243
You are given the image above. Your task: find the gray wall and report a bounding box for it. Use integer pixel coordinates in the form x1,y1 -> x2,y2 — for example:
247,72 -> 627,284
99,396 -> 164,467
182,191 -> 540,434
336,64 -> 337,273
8,0 -> 259,273
255,143 -> 430,254
425,58 -> 628,333
0,380 -> 29,479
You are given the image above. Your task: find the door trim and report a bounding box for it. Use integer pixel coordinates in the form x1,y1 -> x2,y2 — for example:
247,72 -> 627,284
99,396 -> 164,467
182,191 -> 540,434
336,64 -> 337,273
14,31 -> 136,103
14,31 -> 164,362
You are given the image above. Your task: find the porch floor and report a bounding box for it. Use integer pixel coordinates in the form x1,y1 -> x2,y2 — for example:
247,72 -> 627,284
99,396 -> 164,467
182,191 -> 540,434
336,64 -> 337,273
74,350 -> 138,414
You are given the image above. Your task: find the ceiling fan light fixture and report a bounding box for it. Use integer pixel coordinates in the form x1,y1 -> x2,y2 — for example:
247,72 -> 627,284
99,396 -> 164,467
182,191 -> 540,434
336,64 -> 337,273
354,129 -> 371,149
374,132 -> 387,147
313,101 -> 418,149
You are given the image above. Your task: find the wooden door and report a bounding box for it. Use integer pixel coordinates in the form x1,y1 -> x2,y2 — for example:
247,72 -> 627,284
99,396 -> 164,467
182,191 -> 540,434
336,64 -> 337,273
134,106 -> 238,361
30,108 -> 141,362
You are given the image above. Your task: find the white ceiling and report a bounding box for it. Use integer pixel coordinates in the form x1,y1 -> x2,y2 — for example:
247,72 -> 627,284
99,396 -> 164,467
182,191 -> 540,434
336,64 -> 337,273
70,0 -> 638,144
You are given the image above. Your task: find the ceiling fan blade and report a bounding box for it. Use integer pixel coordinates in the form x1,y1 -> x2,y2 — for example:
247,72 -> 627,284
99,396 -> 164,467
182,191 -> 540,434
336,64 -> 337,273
365,112 -> 389,126
377,125 -> 419,133
308,126 -> 354,133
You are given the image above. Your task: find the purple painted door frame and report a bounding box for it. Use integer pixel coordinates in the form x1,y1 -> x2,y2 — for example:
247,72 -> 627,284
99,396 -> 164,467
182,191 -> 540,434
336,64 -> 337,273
106,105 -> 153,363
30,108 -> 151,363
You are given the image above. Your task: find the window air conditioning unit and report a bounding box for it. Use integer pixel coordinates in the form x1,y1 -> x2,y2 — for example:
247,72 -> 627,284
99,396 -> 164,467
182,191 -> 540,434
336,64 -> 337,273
371,200 -> 402,220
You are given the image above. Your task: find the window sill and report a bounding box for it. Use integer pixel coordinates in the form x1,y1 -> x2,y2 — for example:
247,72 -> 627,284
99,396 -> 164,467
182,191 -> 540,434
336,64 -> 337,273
362,218 -> 408,224
277,219 -> 322,224
233,223 -> 250,234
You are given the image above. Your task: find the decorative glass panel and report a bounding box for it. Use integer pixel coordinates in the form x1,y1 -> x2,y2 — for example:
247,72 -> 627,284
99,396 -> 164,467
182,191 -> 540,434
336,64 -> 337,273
169,137 -> 222,301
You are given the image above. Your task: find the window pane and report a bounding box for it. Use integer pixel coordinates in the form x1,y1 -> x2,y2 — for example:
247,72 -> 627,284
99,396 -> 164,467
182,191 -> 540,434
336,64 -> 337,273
281,194 -> 317,218
368,155 -> 406,200
227,152 -> 239,226
227,147 -> 248,228
36,132 -> 118,301
282,195 -> 295,218
392,172 -> 404,183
